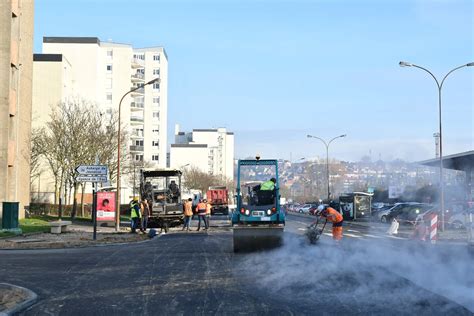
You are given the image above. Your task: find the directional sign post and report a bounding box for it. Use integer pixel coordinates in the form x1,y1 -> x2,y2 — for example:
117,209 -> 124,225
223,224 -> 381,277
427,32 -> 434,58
75,164 -> 109,240
76,176 -> 109,183
75,165 -> 108,175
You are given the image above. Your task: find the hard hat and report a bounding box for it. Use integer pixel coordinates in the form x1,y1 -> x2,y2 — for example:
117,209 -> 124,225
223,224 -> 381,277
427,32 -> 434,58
317,205 -> 325,212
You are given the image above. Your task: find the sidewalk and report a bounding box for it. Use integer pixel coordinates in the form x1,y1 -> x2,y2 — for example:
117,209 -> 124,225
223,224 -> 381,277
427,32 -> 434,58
0,223 -> 148,250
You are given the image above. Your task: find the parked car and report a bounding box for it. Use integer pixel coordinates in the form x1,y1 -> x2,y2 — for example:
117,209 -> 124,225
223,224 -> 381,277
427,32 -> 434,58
371,204 -> 394,221
378,202 -> 428,223
386,203 -> 433,225
298,204 -> 314,214
447,207 -> 473,229
309,205 -> 319,216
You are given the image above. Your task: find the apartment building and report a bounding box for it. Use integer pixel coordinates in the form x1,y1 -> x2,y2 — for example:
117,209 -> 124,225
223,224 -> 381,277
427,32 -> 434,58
34,37 -> 168,202
0,0 -> 34,219
170,125 -> 234,182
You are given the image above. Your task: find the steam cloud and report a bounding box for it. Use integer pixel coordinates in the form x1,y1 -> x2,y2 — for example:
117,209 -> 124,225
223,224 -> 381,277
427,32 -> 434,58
236,235 -> 473,314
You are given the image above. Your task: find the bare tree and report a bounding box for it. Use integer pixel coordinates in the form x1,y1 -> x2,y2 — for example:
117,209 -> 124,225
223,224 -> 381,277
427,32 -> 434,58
182,166 -> 223,194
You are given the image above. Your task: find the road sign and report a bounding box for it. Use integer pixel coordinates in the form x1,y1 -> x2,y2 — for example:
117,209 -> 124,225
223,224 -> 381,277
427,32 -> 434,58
75,165 -> 108,175
76,175 -> 108,183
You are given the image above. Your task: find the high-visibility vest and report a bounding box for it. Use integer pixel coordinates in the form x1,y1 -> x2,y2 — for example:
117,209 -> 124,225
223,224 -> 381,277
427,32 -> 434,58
197,202 -> 207,214
130,203 -> 140,218
183,202 -> 193,217
260,180 -> 275,191
324,207 -> 343,224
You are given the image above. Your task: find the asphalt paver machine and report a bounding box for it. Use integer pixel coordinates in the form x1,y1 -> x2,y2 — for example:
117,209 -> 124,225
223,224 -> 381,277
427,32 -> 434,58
140,169 -> 184,232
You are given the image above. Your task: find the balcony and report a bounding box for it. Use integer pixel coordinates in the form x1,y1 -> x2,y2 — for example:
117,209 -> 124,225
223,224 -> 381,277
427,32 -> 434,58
131,57 -> 144,68
130,145 -> 144,152
130,101 -> 144,110
131,72 -> 145,82
130,87 -> 144,96
130,117 -> 144,124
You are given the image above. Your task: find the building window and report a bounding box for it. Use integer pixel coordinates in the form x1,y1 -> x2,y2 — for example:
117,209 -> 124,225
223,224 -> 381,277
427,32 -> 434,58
135,154 -> 143,161
106,64 -> 112,72
153,68 -> 160,75
134,54 -> 145,60
152,112 -> 159,119
106,78 -> 112,89
135,140 -> 144,146
107,50 -> 113,58
152,140 -> 159,146
152,155 -> 159,161
106,93 -> 112,103
152,129 -> 159,133
153,54 -> 160,61
153,97 -> 160,104
153,83 -> 160,90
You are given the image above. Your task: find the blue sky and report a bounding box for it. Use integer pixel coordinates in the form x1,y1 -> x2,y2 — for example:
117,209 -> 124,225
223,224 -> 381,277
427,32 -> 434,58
35,0 -> 473,162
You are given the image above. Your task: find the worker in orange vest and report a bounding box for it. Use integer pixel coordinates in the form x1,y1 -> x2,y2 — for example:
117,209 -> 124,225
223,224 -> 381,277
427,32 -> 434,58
317,204 -> 343,241
182,198 -> 194,231
196,199 -> 208,231
205,199 -> 212,230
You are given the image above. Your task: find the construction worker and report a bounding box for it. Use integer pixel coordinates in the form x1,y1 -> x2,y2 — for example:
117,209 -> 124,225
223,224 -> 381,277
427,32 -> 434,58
130,198 -> 141,233
196,199 -> 208,231
182,198 -> 193,231
260,178 -> 276,191
205,199 -> 212,230
317,204 -> 343,241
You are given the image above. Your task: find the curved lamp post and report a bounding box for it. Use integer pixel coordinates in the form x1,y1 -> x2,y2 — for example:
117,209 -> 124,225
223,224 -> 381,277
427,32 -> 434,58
399,61 -> 473,231
306,134 -> 346,200
115,77 -> 160,231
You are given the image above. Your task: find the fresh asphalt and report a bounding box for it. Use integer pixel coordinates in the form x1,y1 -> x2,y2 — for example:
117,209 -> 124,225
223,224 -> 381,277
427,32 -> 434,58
0,214 -> 472,315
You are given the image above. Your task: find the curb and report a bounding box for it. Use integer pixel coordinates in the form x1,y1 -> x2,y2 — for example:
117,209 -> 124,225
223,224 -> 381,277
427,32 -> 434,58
0,283 -> 38,316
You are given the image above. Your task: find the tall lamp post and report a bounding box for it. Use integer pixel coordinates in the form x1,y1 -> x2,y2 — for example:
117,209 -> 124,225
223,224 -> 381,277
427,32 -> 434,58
115,78 -> 160,231
399,61 -> 473,231
307,134 -> 346,200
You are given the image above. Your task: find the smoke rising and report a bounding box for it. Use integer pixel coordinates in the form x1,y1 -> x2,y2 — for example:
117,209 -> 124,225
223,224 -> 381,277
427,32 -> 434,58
236,234 -> 473,314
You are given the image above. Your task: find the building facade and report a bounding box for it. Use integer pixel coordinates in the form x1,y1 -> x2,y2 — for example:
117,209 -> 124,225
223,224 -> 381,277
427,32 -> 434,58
170,125 -> 234,182
0,0 -> 34,219
34,37 -> 168,202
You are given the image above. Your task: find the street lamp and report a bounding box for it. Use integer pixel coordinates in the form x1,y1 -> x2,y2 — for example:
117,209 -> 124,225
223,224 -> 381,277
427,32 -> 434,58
115,77 -> 160,231
399,61 -> 473,231
307,134 -> 346,200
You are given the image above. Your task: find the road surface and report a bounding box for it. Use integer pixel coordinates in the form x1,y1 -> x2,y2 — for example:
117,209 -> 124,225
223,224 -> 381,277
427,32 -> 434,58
0,214 -> 472,315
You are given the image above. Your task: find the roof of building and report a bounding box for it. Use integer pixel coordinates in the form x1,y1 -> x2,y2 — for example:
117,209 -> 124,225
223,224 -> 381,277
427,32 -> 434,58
43,37 -> 100,44
418,150 -> 474,171
193,129 -> 218,132
33,54 -> 63,62
171,144 -> 207,148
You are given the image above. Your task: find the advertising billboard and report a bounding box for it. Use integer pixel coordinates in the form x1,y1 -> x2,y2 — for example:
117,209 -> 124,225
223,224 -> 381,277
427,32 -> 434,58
97,191 -> 116,221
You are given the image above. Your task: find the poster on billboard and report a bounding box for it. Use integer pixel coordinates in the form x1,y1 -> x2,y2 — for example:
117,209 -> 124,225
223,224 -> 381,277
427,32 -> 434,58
97,192 -> 116,221
388,186 -> 404,199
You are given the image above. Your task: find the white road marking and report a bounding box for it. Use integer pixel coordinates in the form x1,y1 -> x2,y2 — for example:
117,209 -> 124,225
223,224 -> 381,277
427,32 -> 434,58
347,229 -> 360,233
344,233 -> 362,238
363,234 -> 383,239
298,228 -> 307,231
323,233 -> 332,236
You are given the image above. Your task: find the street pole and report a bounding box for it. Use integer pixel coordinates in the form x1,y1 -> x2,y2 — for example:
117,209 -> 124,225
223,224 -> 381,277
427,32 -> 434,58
307,134 -> 346,201
116,78 -> 160,231
399,61 -> 473,231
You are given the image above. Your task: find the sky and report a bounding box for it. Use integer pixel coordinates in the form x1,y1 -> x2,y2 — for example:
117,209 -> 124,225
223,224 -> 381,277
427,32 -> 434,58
34,0 -> 473,162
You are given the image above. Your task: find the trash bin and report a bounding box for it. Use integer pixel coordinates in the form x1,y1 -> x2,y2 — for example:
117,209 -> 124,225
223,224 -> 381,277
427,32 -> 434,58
2,202 -> 19,229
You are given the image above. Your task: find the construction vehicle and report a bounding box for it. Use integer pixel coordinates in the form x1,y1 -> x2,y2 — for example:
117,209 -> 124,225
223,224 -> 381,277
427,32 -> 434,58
207,186 -> 229,215
231,158 -> 285,252
140,169 -> 184,232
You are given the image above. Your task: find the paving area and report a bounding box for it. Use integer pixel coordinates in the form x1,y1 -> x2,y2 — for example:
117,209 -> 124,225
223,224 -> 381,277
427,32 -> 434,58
0,215 -> 472,315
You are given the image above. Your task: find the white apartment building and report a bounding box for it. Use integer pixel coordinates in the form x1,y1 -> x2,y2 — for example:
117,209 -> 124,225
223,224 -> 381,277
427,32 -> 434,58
170,125 -> 234,182
33,37 -> 168,202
